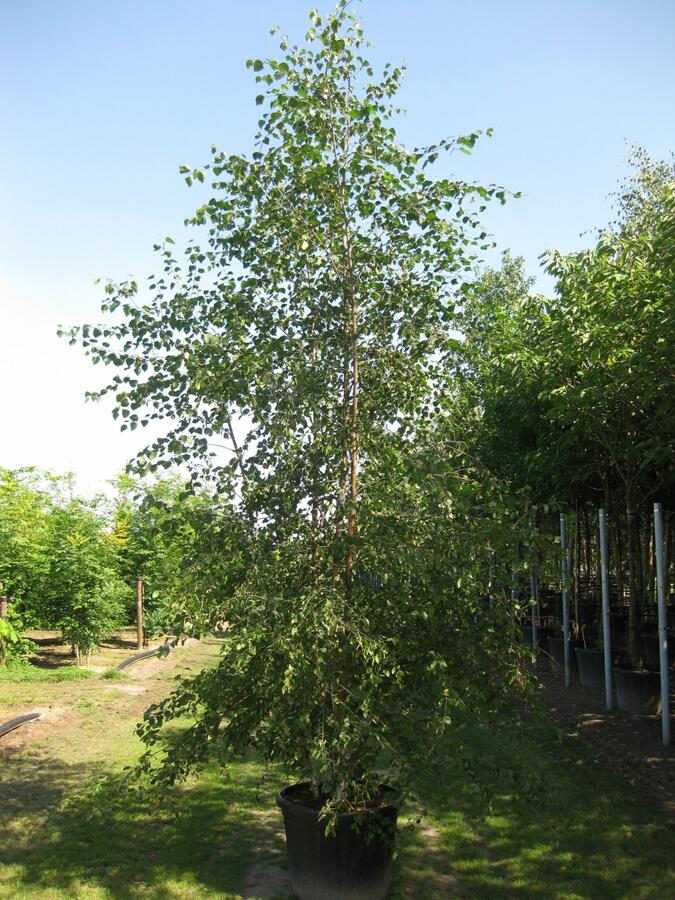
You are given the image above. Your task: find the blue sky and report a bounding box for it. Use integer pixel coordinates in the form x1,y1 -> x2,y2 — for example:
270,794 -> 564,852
1,0 -> 674,492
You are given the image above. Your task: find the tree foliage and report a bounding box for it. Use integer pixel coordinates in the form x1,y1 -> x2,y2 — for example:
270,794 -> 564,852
71,2 -> 528,817
453,149 -> 675,666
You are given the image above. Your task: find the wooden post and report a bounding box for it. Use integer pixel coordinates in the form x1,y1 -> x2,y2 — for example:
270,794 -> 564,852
0,595 -> 7,665
136,577 -> 144,650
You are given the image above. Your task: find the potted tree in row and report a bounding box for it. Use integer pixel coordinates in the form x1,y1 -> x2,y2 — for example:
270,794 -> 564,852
70,4 -> 527,896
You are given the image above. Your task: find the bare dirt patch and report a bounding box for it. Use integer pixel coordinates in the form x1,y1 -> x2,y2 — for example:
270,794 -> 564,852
109,683 -> 148,695
240,808 -> 292,899
122,637 -> 200,679
0,637 -> 223,762
396,815 -> 462,898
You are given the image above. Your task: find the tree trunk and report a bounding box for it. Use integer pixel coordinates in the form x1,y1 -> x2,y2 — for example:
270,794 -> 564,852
636,506 -> 646,620
583,509 -> 593,586
595,515 -> 602,608
610,502 -> 625,610
625,495 -> 642,669
645,512 -> 655,609
573,499 -> 580,625
664,511 -> 671,602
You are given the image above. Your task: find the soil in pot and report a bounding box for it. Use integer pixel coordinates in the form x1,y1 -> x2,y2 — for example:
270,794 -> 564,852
548,636 -> 580,673
575,647 -> 606,689
277,782 -> 400,900
613,667 -> 661,716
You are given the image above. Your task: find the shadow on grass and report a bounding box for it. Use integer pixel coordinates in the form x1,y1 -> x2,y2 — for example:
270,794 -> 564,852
0,748 -> 288,899
102,634 -> 142,651
28,635 -> 63,648
407,709 -> 675,900
2,706 -> 674,899
27,653 -> 74,670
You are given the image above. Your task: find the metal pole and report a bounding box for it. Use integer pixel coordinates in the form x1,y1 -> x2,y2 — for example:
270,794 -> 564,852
654,503 -> 671,747
0,595 -> 7,666
561,514 -> 571,687
599,508 -> 613,711
136,577 -> 144,650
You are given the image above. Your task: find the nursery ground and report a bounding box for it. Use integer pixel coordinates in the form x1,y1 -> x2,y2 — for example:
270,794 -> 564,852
537,664 -> 675,816
0,637 -> 674,899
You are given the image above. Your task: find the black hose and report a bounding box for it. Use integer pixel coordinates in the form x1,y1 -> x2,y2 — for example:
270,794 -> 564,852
0,712 -> 41,740
116,640 -> 172,672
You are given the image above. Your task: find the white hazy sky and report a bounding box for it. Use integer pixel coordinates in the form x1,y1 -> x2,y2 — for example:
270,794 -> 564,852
2,0 -> 674,494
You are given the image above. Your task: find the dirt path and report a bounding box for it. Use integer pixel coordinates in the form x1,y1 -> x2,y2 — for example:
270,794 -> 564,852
0,637 -> 221,759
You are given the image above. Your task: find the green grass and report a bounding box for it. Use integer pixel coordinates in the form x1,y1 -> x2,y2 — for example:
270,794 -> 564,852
393,709 -> 675,899
102,668 -> 128,680
1,640 -> 673,899
0,639 -> 281,899
0,664 -> 95,683
0,760 -> 280,899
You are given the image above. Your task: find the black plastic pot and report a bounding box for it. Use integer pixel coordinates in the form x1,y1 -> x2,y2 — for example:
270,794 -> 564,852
613,667 -> 661,715
641,633 -> 674,668
277,782 -> 399,900
521,625 -> 552,648
642,634 -> 660,668
520,625 -> 538,648
610,617 -> 626,644
575,648 -> 605,689
548,636 -> 579,673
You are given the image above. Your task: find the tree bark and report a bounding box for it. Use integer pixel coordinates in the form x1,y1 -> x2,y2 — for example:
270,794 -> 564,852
573,498 -> 580,625
664,511 -> 671,602
615,512 -> 625,605
583,509 -> 593,586
625,494 -> 642,669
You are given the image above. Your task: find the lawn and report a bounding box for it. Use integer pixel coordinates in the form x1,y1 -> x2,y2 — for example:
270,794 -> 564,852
0,638 -> 673,898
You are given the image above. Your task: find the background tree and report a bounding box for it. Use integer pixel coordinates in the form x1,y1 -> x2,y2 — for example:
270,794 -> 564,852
452,151 -> 675,664
42,498 -> 126,664
113,475 -> 250,639
0,468 -> 52,623
541,154 -> 675,664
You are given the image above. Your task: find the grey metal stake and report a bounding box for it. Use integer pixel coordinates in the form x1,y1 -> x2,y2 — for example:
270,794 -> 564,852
599,508 -> 613,711
654,503 -> 671,747
561,514 -> 571,687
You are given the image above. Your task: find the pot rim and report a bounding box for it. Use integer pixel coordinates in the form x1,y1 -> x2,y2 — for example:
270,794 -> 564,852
277,781 -> 401,818
611,666 -> 660,676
